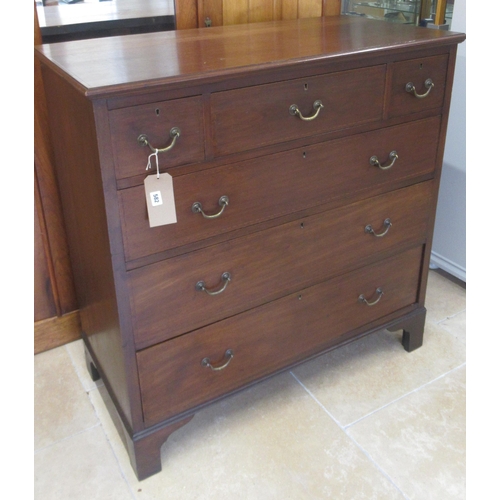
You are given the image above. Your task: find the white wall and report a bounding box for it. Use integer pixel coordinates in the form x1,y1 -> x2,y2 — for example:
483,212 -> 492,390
430,0 -> 466,281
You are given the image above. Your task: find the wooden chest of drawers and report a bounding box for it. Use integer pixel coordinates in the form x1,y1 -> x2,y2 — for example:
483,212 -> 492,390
36,16 -> 465,480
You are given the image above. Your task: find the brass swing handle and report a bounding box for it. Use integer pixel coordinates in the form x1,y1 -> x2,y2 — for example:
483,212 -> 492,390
201,349 -> 234,371
196,272 -> 232,296
365,218 -> 392,238
358,287 -> 384,306
137,127 -> 181,153
370,151 -> 398,170
405,78 -> 434,99
192,196 -> 229,219
289,100 -> 324,121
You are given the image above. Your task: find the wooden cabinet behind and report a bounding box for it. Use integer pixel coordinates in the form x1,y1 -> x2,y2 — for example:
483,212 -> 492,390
175,0 -> 341,29
34,4 -> 80,354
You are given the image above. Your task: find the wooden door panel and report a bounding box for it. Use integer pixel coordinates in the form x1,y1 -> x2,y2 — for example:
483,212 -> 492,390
35,182 -> 57,322
35,4 -> 80,353
299,0 -> 323,18
282,0 -> 299,19
249,0 -> 274,23
176,0 -> 341,28
198,0 -> 223,27
323,0 -> 342,16
223,0 -> 249,25
177,0 -> 199,29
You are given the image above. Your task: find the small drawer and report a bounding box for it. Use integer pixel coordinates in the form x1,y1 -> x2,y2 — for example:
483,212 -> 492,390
387,54 -> 449,118
109,96 -> 205,180
129,181 -> 433,349
137,245 -> 423,427
211,65 -> 386,156
119,116 -> 440,262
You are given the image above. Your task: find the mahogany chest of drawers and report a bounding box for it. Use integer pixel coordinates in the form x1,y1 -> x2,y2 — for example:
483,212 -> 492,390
36,16 -> 465,480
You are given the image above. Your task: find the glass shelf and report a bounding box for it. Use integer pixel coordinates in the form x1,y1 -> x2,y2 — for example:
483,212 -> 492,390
343,0 -> 421,25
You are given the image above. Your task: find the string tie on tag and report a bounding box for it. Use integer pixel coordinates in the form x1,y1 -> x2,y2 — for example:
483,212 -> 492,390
146,149 -> 160,179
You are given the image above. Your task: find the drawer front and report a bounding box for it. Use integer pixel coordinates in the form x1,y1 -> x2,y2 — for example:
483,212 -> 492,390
120,117 -> 440,262
388,54 -> 449,118
129,181 -> 433,349
137,245 -> 423,427
109,96 -> 205,180
211,65 -> 386,156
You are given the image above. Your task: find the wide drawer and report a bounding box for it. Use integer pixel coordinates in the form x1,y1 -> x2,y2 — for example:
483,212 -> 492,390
137,245 -> 423,427
129,181 -> 433,349
119,117 -> 440,262
211,65 -> 386,156
109,96 -> 205,180
387,54 -> 449,118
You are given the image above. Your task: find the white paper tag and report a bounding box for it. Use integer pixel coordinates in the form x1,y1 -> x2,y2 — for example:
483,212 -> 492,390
150,190 -> 163,207
144,173 -> 177,227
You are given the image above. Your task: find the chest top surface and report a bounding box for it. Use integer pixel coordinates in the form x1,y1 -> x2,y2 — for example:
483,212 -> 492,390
35,16 -> 465,98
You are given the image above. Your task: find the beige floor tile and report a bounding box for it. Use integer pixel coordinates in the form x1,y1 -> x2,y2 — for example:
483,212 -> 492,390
65,339 -> 104,392
34,345 -> 99,450
290,271 -> 466,427
425,271 -> 466,324
34,425 -> 134,500
35,272 -> 465,498
438,310 -> 466,347
291,319 -> 465,426
92,372 -> 405,499
87,384 -> 135,476
346,365 -> 466,500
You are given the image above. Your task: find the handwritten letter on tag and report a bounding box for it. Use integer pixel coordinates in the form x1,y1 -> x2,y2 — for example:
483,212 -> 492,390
144,173 -> 177,227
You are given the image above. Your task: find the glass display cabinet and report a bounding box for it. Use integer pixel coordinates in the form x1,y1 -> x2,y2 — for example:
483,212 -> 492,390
419,0 -> 454,26
342,0 -> 422,24
342,0 -> 454,27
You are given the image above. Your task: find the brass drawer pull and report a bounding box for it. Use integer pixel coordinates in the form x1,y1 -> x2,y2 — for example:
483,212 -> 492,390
289,100 -> 324,121
365,218 -> 392,238
370,151 -> 398,170
192,196 -> 229,219
196,272 -> 231,295
358,287 -> 384,306
201,349 -> 234,371
405,78 -> 434,99
137,127 -> 181,153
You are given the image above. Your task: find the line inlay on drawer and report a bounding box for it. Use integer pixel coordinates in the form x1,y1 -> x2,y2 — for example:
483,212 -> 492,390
388,54 -> 449,118
109,96 -> 205,180
129,181 -> 433,349
137,245 -> 423,427
119,116 -> 441,262
211,65 -> 386,156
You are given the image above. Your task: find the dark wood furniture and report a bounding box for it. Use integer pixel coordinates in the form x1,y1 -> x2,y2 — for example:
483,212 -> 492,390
35,16 -> 465,480
34,0 -> 342,355
35,4 -> 80,354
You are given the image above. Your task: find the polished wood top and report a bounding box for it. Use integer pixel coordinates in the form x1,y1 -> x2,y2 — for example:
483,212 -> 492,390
35,16 -> 465,98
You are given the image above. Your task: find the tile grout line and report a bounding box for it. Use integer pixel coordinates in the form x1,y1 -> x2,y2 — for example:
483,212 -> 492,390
344,361 -> 466,430
289,371 -> 410,499
82,379 -> 139,499
36,347 -> 104,456
64,342 -> 104,394
99,421 -> 139,500
64,343 -> 137,499
435,308 -> 466,325
288,370 -> 343,426
345,433 -> 411,500
64,342 -> 84,387
34,422 -> 102,455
